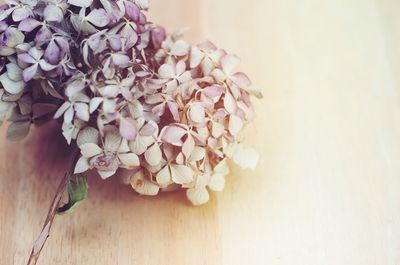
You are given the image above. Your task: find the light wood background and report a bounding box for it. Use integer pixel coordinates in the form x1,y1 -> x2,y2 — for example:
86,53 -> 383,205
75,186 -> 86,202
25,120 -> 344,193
1,0 -> 400,264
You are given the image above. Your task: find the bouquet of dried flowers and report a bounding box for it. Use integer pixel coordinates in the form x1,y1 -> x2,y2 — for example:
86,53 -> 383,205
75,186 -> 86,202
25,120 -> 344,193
0,0 -> 262,264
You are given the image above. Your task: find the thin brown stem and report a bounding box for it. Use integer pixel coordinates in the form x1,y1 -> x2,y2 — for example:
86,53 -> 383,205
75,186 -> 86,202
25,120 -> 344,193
26,147 -> 79,265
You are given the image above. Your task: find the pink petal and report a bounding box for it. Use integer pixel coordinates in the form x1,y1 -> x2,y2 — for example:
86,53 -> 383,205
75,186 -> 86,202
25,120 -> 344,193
112,53 -> 130,66
167,101 -> 180,121
182,134 -> 195,159
221,54 -> 240,75
119,117 -> 138,141
151,102 -> 166,116
229,114 -> 243,136
223,91 -> 237,114
170,40 -> 190,56
197,40 -> 217,52
203,85 -> 223,99
175,60 -> 186,76
189,103 -> 205,124
190,45 -> 203,68
141,121 -> 158,136
230,72 -> 252,89
161,125 -> 186,144
158,63 -> 175,79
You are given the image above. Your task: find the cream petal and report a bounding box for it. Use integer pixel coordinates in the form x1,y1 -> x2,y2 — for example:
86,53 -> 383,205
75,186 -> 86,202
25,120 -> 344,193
80,143 -> 103,158
208,173 -> 225,192
118,139 -> 130,153
155,165 -> 171,186
182,135 -> 195,159
158,63 -> 175,79
177,71 -> 191,83
63,106 -> 74,124
211,68 -> 226,83
232,145 -> 260,170
89,97 -> 103,113
68,0 -> 93,7
224,92 -> 238,115
170,40 -> 190,56
104,125 -> 122,152
170,164 -> 193,184
0,73 -> 25,94
221,54 -> 240,75
101,84 -> 120,97
6,63 -> 23,81
229,114 -> 243,136
175,60 -> 186,76
190,147 -> 206,162
74,102 -> 90,122
214,159 -> 230,175
74,156 -> 90,174
77,127 -> 100,146
212,122 -> 225,138
131,171 -> 160,196
129,135 -> 153,155
98,169 -> 117,179
144,143 -> 162,166
54,102 -> 71,119
118,153 -> 140,168
186,187 -> 209,206
190,45 -> 204,68
189,103 -> 205,124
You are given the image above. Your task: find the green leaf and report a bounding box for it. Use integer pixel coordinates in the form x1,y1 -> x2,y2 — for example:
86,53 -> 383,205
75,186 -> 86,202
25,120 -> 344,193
57,174 -> 89,215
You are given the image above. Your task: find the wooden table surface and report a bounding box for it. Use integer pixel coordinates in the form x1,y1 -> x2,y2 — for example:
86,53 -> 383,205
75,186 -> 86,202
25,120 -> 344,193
2,0 -> 400,264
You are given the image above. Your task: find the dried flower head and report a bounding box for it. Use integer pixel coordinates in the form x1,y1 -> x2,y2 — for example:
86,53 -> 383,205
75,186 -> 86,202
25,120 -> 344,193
0,0 -> 262,205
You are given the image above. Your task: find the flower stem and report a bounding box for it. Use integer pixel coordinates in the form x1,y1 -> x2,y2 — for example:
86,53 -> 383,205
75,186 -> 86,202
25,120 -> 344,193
26,147 -> 79,265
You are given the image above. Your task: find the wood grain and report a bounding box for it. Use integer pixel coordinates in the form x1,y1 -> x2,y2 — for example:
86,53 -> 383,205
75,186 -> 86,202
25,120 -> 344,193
1,0 -> 400,264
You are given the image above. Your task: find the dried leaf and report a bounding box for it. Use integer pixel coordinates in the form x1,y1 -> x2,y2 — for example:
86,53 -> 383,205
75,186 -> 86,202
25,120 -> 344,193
6,120 -> 31,141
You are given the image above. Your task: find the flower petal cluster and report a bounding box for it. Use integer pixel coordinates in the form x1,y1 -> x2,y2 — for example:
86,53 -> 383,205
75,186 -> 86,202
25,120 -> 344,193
0,0 -> 262,205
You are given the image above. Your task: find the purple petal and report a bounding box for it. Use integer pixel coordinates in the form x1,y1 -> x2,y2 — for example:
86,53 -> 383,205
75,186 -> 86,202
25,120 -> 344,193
111,53 -> 130,66
151,25 -> 166,49
18,18 -> 40,32
22,63 -> 38,82
43,5 -> 63,22
55,37 -> 69,56
12,7 -> 31,22
18,53 -> 36,64
44,40 -> 61,64
86,9 -> 110,27
125,1 -> 140,21
108,35 -> 122,51
120,25 -> 138,50
119,117 -> 138,141
39,60 -> 57,71
35,27 -> 52,43
0,21 -> 8,32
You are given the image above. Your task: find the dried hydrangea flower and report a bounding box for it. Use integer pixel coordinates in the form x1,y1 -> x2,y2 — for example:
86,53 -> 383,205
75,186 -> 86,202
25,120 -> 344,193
1,1 -> 264,263
0,0 -> 262,211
